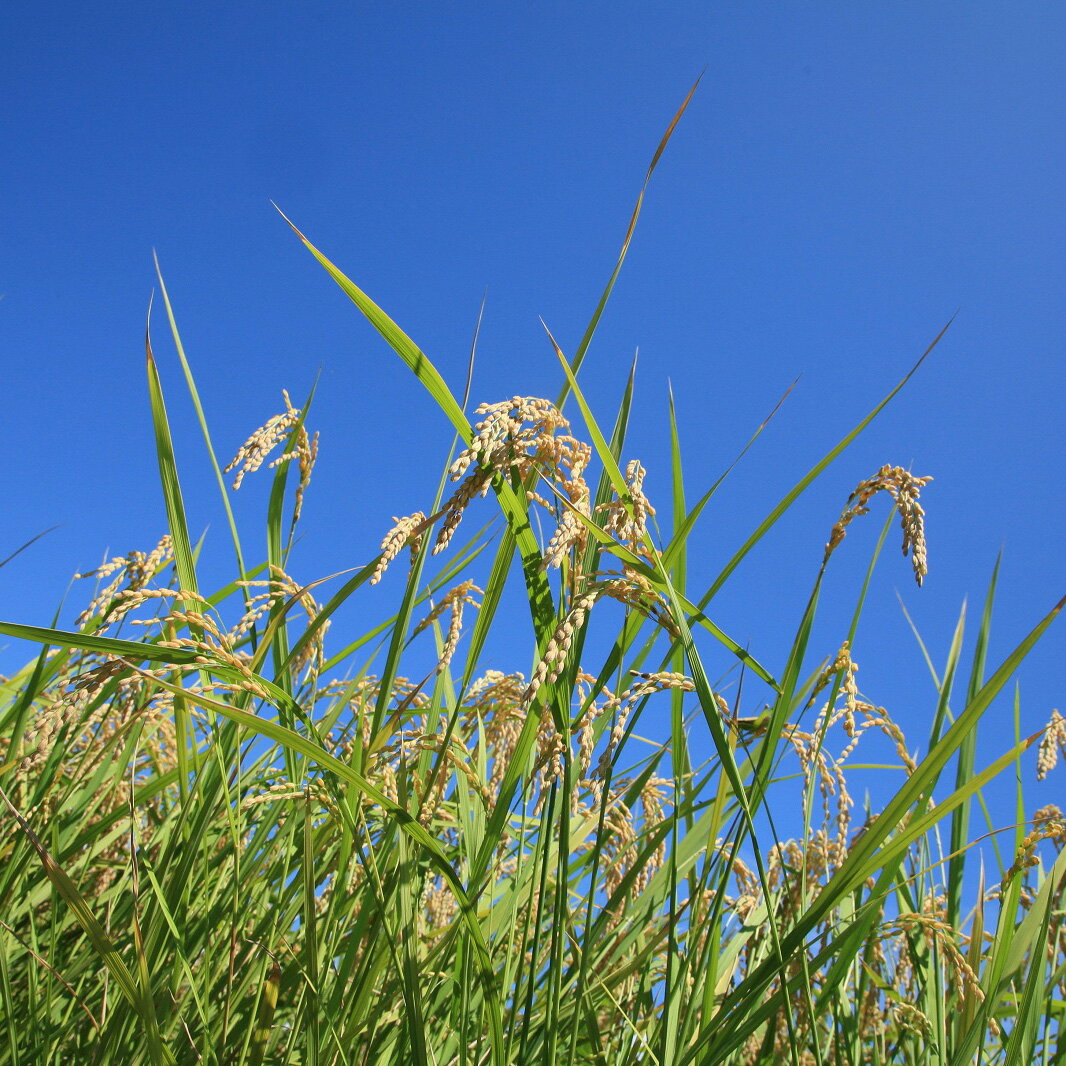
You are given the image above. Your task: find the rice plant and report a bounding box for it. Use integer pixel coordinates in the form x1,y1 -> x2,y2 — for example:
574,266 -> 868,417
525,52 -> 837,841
1,85 -> 1063,1066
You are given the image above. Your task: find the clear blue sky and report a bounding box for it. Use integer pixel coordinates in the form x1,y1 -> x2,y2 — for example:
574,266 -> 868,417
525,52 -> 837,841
3,5 -> 1063,820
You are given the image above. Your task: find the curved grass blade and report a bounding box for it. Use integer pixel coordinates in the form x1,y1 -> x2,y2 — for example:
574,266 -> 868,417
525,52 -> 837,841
262,381 -> 318,755
129,667 -> 507,1066
683,592 -> 1065,1064
0,526 -> 61,572
0,785 -> 175,1066
661,378 -> 797,571
145,298 -> 200,608
146,297 -> 204,797
276,207 -> 560,662
947,555 -> 1000,934
248,957 -> 282,1066
698,317 -> 954,609
0,620 -> 200,667
153,255 -> 251,588
839,593 -> 1063,895
555,73 -> 703,408
272,205 -> 470,443
544,321 -> 630,504
546,325 -> 780,690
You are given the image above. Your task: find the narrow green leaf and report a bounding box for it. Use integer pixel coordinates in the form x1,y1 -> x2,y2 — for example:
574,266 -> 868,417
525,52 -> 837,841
145,301 -> 200,606
555,73 -> 702,408
699,318 -> 954,609
153,256 -> 250,587
0,786 -> 175,1066
273,205 -> 470,443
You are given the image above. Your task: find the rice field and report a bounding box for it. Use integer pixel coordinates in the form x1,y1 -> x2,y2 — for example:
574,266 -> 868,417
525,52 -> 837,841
1,87 -> 1063,1066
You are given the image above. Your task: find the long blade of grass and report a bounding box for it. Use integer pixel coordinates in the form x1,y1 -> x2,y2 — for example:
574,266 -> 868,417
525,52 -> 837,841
545,321 -> 631,504
554,73 -> 702,408
145,299 -> 200,607
661,378 -> 797,571
272,206 -> 470,442
0,621 -> 200,666
127,665 -> 506,1065
684,592 -> 1065,1064
0,786 -> 175,1066
153,255 -> 250,586
277,208 -> 561,665
146,300 -> 204,799
947,555 -> 999,934
698,317 -> 954,609
0,526 -> 61,572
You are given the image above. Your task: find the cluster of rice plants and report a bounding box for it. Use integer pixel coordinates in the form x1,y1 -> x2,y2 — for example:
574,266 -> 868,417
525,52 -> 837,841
1,90 -> 1063,1065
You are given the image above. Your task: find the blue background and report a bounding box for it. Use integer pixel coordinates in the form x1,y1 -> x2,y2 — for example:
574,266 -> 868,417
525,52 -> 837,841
2,5 -> 1063,823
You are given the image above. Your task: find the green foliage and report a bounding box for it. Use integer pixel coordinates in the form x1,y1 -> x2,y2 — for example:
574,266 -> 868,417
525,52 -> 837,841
1,87 -> 1064,1065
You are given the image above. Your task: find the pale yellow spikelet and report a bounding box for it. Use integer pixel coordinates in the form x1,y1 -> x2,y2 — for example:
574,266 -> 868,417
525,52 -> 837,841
228,587 -> 277,640
810,642 -> 917,776
371,511 -> 428,584
257,565 -> 330,677
544,474 -> 592,569
412,580 -> 483,674
576,712 -> 598,780
597,568 -> 680,638
779,720 -> 855,874
832,641 -> 860,737
462,672 -> 526,793
153,623 -> 272,701
637,777 -> 670,890
429,738 -> 497,812
69,655 -> 134,693
893,470 -> 930,585
225,389 -> 303,489
837,700 -> 918,776
422,877 -> 459,937
1034,804 -> 1066,841
374,396 -> 615,587
893,1003 -> 933,1038
596,671 -> 695,779
884,913 -> 985,1012
1037,709 -> 1066,780
1005,811 -> 1066,882
450,396 -> 570,481
242,780 -> 339,820
75,534 -> 174,625
445,396 -> 602,564
448,397 -> 523,480
298,429 -> 319,520
600,459 -> 656,547
433,475 -> 491,555
826,465 -> 932,585
438,586 -> 474,673
522,588 -> 600,707
15,688 -> 87,783
601,793 -> 638,917
13,652 -> 178,856
531,712 -> 566,814
409,737 -> 456,827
